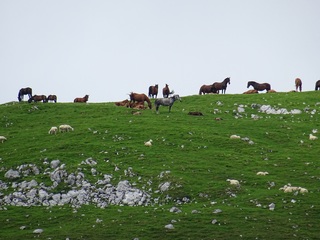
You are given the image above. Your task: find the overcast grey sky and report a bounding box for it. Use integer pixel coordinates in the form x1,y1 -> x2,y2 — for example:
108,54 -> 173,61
1,0 -> 319,103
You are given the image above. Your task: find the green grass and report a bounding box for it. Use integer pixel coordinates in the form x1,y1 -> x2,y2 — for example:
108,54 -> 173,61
0,92 -> 320,239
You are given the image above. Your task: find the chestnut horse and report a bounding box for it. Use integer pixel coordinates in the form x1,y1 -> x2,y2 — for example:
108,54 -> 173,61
148,84 -> 158,98
212,77 -> 231,94
199,84 -> 217,95
28,95 -> 47,103
47,95 -> 57,103
315,80 -> 320,90
247,81 -> 271,92
162,84 -> 170,98
74,95 -> 89,103
129,92 -> 152,109
18,87 -> 32,102
295,78 -> 302,92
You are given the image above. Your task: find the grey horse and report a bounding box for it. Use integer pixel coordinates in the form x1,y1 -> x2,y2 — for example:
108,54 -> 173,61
155,94 -> 181,113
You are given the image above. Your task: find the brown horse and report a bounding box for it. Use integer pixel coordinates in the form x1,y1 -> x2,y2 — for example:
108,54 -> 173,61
315,80 -> 320,90
162,84 -> 170,98
115,99 -> 130,107
212,77 -> 231,94
28,95 -> 47,103
129,92 -> 152,109
74,95 -> 89,103
148,84 -> 158,98
295,78 -> 302,92
18,87 -> 32,102
247,81 -> 271,92
199,84 -> 218,95
47,95 -> 57,103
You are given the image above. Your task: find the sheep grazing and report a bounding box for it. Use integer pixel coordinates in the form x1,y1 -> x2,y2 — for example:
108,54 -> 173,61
48,126 -> 58,135
230,135 -> 241,139
0,136 -> 7,143
279,184 -> 299,193
226,179 -> 240,186
59,124 -> 74,133
256,171 -> 269,176
309,134 -> 318,140
298,187 -> 308,193
144,139 -> 153,147
283,186 -> 298,193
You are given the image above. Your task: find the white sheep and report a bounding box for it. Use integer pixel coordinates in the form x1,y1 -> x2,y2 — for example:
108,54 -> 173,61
230,135 -> 241,139
256,171 -> 269,176
59,124 -> 74,132
144,139 -> 153,147
48,126 -> 58,134
226,179 -> 240,186
309,134 -> 318,140
298,187 -> 308,193
0,136 -> 7,143
280,184 -> 299,193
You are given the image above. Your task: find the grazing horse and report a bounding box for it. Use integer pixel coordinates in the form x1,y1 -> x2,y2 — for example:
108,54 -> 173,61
315,80 -> 320,90
155,94 -> 181,113
28,95 -> 47,103
47,95 -> 57,103
247,81 -> 271,92
162,84 -> 170,98
129,92 -> 152,109
148,84 -> 158,98
295,78 -> 302,92
18,87 -> 32,102
74,95 -> 89,103
212,77 -> 231,94
199,84 -> 218,95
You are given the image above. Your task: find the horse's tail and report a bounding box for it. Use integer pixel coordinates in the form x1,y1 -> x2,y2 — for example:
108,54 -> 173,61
148,86 -> 152,97
145,96 -> 152,109
18,90 -> 21,101
267,84 -> 271,91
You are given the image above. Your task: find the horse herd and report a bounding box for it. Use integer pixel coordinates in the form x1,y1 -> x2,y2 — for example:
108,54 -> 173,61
198,77 -> 319,94
116,84 -> 181,113
16,78 -> 320,113
17,88 -> 89,103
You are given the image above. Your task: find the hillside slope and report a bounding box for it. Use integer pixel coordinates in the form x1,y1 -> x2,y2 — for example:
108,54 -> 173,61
0,92 -> 319,239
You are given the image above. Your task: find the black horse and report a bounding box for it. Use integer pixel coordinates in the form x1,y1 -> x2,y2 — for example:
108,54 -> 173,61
18,87 -> 32,102
247,81 -> 271,92
315,80 -> 320,90
211,77 -> 231,94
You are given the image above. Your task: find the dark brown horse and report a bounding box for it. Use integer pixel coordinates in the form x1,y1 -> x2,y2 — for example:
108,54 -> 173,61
28,95 -> 47,103
74,95 -> 89,103
162,84 -> 170,98
295,78 -> 302,92
47,95 -> 57,103
129,92 -> 152,109
212,77 -> 231,94
18,87 -> 32,102
199,84 -> 218,95
247,81 -> 271,92
315,80 -> 320,90
148,84 -> 158,98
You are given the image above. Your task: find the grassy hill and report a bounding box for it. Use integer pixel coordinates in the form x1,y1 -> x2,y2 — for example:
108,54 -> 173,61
0,92 -> 319,240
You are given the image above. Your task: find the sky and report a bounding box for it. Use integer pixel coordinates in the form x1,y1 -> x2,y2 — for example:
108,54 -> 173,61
1,0 -> 320,104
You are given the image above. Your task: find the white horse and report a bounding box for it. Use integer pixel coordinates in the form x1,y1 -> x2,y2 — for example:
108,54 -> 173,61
155,94 -> 181,113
